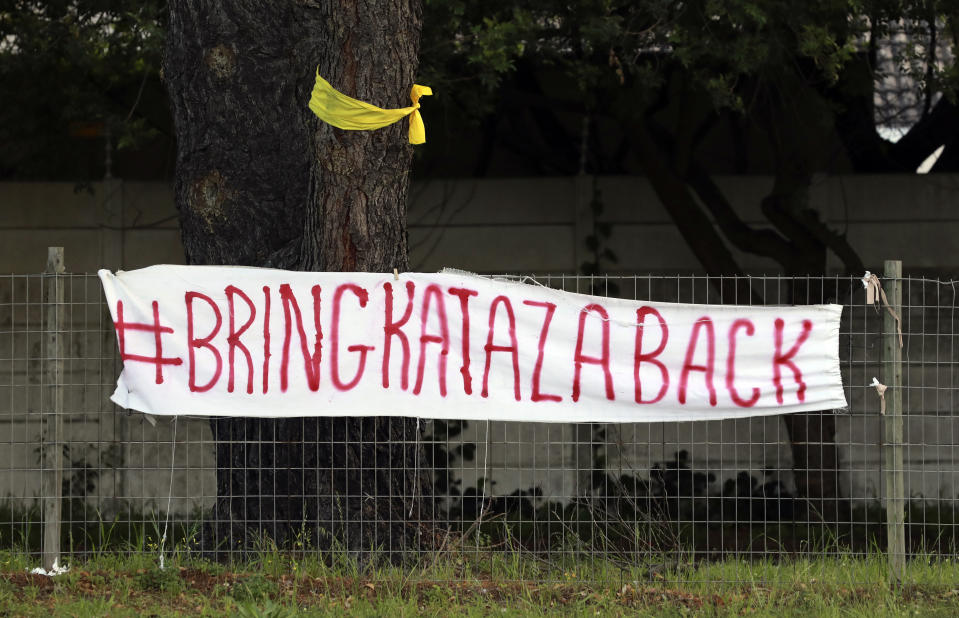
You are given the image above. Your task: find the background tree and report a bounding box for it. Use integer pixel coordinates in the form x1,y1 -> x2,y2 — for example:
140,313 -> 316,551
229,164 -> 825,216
6,0 -> 957,531
163,0 -> 428,559
0,0 -> 170,179
418,0 -> 959,519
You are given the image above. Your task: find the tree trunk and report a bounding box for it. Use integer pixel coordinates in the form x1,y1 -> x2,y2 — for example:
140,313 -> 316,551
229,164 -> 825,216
781,411 -> 842,522
164,0 -> 430,563
763,177 -> 847,524
635,105 -> 848,524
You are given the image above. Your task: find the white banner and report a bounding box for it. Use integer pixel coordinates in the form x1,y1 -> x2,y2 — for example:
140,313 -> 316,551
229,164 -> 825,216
99,266 -> 846,422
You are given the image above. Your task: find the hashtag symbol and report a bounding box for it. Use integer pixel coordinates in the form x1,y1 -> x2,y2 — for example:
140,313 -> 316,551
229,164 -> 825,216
114,300 -> 183,384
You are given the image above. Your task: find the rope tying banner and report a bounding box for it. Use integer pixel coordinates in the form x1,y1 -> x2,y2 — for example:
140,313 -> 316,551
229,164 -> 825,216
862,272 -> 903,348
308,71 -> 432,144
871,377 -> 888,415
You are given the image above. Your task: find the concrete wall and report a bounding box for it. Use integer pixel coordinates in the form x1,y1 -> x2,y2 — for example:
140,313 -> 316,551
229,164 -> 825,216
3,174 -> 959,275
410,174 -> 959,275
1,176 -> 958,515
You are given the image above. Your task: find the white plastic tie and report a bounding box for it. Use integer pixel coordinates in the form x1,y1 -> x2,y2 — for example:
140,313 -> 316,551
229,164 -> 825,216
871,377 -> 888,415
29,560 -> 70,577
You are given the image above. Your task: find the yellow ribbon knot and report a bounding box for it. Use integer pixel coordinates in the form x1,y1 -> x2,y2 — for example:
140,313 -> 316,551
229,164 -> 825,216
308,71 -> 432,144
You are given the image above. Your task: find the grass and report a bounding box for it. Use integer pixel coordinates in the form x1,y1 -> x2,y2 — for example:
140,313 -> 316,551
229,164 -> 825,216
4,498 -> 959,615
8,497 -> 959,563
2,547 -> 959,616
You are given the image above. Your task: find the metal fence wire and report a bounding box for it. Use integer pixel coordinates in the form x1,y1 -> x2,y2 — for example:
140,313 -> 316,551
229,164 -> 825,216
2,268 -> 957,583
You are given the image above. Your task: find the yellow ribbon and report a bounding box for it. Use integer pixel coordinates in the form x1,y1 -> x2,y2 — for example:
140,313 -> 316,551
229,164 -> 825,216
308,71 -> 432,144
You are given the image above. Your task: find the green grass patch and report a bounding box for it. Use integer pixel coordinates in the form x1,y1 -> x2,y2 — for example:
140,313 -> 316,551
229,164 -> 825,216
2,549 -> 959,616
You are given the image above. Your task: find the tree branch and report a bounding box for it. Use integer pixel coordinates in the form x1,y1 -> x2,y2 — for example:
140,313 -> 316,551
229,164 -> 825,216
644,119 -> 797,266
889,97 -> 959,170
796,209 -> 865,275
631,119 -> 761,302
685,163 -> 797,264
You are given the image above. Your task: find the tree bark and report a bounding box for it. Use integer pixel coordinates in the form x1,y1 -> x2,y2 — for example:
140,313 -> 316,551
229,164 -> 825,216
164,0 -> 429,562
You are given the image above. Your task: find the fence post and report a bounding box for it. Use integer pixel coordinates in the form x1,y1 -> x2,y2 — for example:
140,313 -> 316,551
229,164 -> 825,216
41,247 -> 65,572
882,259 -> 905,585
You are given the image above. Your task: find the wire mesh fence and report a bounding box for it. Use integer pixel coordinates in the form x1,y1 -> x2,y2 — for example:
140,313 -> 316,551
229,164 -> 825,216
1,267 -> 957,584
